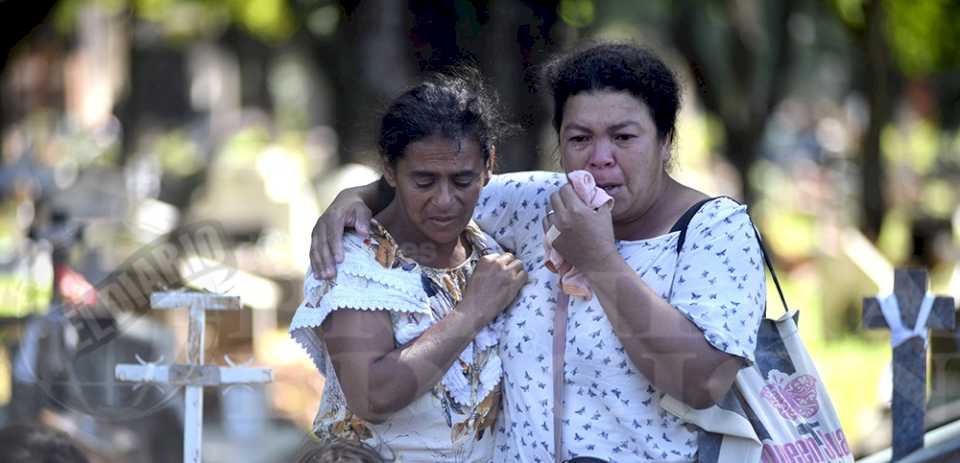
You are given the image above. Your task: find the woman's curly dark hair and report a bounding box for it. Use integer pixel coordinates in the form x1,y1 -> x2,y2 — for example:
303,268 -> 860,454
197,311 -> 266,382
542,42 -> 681,144
378,67 -> 513,167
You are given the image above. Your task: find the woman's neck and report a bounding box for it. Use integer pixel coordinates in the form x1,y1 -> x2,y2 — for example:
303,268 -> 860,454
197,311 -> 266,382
613,176 -> 702,241
375,202 -> 468,269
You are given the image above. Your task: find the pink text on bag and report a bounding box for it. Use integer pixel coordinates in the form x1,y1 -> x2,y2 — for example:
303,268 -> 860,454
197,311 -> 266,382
760,428 -> 851,463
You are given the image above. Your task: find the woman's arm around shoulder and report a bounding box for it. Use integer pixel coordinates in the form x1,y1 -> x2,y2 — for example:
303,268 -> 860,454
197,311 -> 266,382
473,171 -> 565,254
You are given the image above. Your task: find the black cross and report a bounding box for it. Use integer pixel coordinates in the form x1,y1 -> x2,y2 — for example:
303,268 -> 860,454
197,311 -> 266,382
862,268 -> 956,460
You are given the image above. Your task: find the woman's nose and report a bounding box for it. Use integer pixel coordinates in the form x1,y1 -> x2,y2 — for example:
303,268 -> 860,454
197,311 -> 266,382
432,182 -> 455,207
587,139 -> 616,168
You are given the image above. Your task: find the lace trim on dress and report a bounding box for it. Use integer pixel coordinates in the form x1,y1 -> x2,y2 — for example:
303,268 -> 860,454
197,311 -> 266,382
290,221 -> 505,428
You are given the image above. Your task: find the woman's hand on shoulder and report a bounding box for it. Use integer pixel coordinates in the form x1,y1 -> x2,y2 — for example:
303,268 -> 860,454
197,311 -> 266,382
311,192 -> 374,280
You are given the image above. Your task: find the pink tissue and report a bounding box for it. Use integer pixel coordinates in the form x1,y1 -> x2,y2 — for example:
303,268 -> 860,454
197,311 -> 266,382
544,170 -> 614,298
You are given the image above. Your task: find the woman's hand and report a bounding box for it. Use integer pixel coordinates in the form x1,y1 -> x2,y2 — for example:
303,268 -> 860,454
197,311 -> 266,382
310,190 -> 374,279
322,253 -> 526,422
546,184 -> 618,273
460,253 -> 528,327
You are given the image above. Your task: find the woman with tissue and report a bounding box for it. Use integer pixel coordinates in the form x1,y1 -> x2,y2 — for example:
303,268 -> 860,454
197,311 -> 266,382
289,73 -> 528,462
308,43 -> 766,463
543,170 -> 613,298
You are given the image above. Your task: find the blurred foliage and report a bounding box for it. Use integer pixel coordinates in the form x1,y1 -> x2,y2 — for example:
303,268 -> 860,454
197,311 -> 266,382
225,0 -> 295,41
810,338 -> 889,444
885,0 -> 960,77
833,0 -> 867,27
922,180 -> 955,218
304,4 -> 340,37
832,0 -> 960,77
877,208 -> 912,263
53,0 -> 296,42
766,210 -> 818,261
0,200 -> 51,316
218,125 -> 271,166
674,112 -> 718,167
0,275 -> 50,317
558,0 -> 595,28
3,0 -> 960,454
155,129 -> 203,177
270,55 -> 313,131
882,120 -> 938,175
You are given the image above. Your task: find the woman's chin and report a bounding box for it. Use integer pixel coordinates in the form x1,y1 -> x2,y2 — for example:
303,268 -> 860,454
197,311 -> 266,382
609,204 -> 628,221
423,226 -> 464,246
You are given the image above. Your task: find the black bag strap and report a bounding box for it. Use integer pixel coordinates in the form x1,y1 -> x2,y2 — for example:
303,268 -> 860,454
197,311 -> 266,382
671,197 -> 714,253
671,197 -> 790,314
752,224 -> 790,314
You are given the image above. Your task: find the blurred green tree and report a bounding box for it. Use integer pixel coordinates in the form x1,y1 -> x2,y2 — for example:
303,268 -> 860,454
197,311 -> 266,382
669,0 -> 799,206
832,0 -> 960,238
291,0 -> 566,170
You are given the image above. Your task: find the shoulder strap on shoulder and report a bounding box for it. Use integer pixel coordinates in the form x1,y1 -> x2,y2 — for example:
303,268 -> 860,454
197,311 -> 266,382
669,196 -> 792,315
671,197 -> 715,253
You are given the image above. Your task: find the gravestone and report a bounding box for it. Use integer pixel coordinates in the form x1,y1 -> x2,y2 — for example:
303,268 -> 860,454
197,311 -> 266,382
115,291 -> 272,463
862,268 -> 956,460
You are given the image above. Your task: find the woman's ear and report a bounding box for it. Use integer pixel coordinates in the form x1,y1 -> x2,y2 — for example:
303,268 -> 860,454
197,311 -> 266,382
484,149 -> 496,186
659,136 -> 673,168
383,161 -> 398,188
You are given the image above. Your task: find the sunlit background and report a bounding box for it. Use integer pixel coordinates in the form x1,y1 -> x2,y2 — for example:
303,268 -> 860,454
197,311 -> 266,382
1,0 -> 959,461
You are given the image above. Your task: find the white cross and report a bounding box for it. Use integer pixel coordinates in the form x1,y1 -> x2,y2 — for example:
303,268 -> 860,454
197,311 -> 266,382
115,292 -> 273,463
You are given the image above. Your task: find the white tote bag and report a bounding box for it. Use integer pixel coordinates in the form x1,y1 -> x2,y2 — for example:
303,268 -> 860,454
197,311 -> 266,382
662,309 -> 854,462
661,202 -> 854,463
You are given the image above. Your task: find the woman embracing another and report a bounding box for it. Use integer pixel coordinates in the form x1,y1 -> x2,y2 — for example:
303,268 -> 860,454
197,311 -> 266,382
290,72 -> 527,462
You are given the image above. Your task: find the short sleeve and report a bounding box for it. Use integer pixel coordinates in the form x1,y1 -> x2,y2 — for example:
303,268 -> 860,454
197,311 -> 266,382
669,198 -> 765,364
472,171 -> 564,257
289,234 -> 429,372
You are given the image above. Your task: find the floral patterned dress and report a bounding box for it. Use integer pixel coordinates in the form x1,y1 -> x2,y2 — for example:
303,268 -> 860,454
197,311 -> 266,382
290,219 -> 504,463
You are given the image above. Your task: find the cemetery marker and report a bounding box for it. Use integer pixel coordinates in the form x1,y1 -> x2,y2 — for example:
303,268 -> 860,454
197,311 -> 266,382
116,291 -> 272,462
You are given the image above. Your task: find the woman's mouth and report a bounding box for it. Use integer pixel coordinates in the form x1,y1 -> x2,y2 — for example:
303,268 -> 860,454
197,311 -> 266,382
597,183 -> 622,195
429,216 -> 458,226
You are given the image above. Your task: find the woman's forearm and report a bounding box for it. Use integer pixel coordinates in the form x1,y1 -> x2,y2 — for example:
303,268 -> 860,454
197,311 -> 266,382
354,178 -> 394,214
328,298 -> 491,423
582,259 -> 743,409
370,300 -> 488,417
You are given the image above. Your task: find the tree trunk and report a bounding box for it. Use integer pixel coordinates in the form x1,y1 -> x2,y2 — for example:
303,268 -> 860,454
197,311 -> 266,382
859,0 -> 892,240
670,0 -> 795,205
488,0 -> 563,173
222,26 -> 273,113
117,35 -> 193,166
312,0 -> 414,164
408,0 -> 463,71
725,128 -> 762,206
407,0 -> 562,172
